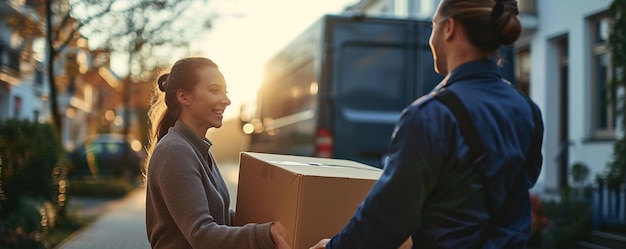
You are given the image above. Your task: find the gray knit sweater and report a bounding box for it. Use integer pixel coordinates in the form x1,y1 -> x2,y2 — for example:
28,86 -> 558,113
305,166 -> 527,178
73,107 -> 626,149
146,121 -> 275,249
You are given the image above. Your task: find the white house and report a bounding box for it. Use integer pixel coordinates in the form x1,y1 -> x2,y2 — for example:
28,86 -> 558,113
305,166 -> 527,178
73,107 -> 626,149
0,0 -> 49,123
0,1 -> 129,151
524,0 -> 614,196
344,0 -> 617,197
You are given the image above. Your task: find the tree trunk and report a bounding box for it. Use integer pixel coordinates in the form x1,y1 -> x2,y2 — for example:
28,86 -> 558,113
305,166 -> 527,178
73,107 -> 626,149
121,53 -> 132,179
46,0 -> 62,135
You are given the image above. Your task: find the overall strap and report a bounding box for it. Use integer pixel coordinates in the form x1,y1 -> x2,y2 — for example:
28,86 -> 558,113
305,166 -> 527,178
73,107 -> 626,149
433,88 -> 542,249
434,89 -> 494,216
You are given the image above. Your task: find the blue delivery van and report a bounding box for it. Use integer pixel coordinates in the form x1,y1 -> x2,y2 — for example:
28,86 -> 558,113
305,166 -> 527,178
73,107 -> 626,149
240,14 -> 515,168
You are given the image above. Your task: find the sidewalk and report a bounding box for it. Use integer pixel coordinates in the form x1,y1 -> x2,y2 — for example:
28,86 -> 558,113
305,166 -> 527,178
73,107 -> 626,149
55,187 -> 151,249
55,162 -> 240,249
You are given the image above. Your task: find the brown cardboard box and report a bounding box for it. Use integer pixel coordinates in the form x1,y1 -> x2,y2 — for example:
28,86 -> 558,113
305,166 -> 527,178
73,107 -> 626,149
235,152 -> 386,249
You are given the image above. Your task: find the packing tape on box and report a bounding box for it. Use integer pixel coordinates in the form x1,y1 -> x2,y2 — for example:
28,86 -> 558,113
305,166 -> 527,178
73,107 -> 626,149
268,161 -> 381,172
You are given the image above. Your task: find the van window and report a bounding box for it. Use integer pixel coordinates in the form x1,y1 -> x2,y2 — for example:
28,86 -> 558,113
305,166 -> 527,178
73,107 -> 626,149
260,61 -> 316,120
338,46 -> 406,111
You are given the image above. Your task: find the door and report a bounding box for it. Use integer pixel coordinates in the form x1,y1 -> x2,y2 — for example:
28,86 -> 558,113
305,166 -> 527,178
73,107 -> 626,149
329,18 -> 430,167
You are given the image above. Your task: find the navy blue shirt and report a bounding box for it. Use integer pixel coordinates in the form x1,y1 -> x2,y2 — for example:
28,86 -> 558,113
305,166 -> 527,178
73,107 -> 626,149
328,59 -> 544,249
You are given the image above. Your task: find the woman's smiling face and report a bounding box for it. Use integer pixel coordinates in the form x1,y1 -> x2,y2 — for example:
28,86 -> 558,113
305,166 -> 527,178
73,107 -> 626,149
187,66 -> 231,129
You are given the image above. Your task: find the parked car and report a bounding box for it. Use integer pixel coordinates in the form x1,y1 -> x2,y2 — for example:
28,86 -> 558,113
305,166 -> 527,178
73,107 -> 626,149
67,134 -> 145,178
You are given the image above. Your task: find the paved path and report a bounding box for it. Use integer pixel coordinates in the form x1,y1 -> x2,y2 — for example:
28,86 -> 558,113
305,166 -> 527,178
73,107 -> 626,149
55,162 -> 240,249
55,187 -> 151,249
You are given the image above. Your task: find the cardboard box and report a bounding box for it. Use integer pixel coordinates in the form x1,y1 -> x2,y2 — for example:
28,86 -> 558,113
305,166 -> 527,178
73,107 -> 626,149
235,152 -> 385,249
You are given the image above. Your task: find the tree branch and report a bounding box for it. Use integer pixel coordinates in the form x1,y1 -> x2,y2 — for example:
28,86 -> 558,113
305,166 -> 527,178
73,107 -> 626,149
53,0 -> 116,53
52,10 -> 72,42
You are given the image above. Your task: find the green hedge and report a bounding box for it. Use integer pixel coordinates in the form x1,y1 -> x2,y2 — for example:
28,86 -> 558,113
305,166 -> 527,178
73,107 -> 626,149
538,194 -> 592,249
67,177 -> 135,197
0,119 -> 66,248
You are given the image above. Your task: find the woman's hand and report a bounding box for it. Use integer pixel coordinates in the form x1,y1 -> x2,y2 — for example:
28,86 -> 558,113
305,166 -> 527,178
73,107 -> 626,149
270,222 -> 291,249
309,238 -> 330,249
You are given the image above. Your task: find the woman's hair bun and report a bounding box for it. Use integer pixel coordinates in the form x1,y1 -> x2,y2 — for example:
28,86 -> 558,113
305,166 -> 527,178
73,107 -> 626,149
492,0 -> 521,46
157,73 -> 169,92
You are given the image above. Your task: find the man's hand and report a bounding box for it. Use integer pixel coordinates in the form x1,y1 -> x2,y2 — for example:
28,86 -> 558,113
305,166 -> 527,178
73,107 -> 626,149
309,238 -> 330,249
270,222 -> 291,249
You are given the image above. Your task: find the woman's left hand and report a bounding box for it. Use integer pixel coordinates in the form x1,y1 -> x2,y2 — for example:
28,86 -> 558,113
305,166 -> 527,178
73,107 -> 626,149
270,222 -> 291,249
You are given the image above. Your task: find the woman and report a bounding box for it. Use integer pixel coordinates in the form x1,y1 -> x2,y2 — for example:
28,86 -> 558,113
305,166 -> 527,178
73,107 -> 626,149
311,0 -> 543,248
145,57 -> 290,249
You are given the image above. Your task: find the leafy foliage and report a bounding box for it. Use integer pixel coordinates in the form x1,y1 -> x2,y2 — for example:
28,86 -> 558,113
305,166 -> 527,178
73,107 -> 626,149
539,198 -> 592,249
67,177 -> 135,197
610,0 -> 626,87
572,162 -> 591,185
7,0 -> 214,135
607,137 -> 626,188
0,119 -> 65,248
0,120 -> 63,211
66,0 -> 214,78
608,0 -> 626,189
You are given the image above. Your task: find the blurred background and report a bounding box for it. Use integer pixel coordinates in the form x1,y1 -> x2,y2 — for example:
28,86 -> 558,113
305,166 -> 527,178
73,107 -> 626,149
1,0 -> 626,248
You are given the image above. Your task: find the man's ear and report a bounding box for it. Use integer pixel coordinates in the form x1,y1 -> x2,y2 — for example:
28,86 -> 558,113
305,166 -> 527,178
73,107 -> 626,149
444,18 -> 456,41
176,89 -> 192,106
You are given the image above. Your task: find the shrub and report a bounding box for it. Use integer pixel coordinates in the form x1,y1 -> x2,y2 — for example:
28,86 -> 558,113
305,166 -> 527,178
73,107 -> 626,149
539,194 -> 592,249
0,119 -> 64,208
67,177 -> 135,197
0,119 -> 66,248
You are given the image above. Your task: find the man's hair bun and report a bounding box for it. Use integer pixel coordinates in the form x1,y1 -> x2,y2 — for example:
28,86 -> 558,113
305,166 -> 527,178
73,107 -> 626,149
492,0 -> 521,46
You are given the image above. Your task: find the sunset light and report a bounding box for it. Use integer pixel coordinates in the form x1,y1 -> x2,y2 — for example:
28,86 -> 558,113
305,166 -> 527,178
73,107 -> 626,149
195,0 -> 358,119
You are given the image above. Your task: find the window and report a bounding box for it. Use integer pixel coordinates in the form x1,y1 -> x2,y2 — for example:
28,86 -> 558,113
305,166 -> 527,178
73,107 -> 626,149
13,96 -> 22,118
515,49 -> 531,95
518,0 -> 536,14
338,45 -> 407,112
590,15 -> 615,138
10,31 -> 24,49
260,60 -> 317,120
416,0 -> 438,18
35,68 -> 43,86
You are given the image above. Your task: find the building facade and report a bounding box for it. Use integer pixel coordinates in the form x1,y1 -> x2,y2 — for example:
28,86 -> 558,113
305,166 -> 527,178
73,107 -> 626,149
0,0 -> 129,151
0,0 -> 50,123
525,0 -> 613,196
344,0 -> 616,197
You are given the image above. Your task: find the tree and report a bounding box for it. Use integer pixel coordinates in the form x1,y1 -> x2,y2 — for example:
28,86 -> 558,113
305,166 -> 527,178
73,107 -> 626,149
608,0 -> 626,188
72,0 -> 213,177
7,0 -> 115,134
10,0 -> 213,136
73,0 -> 213,77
